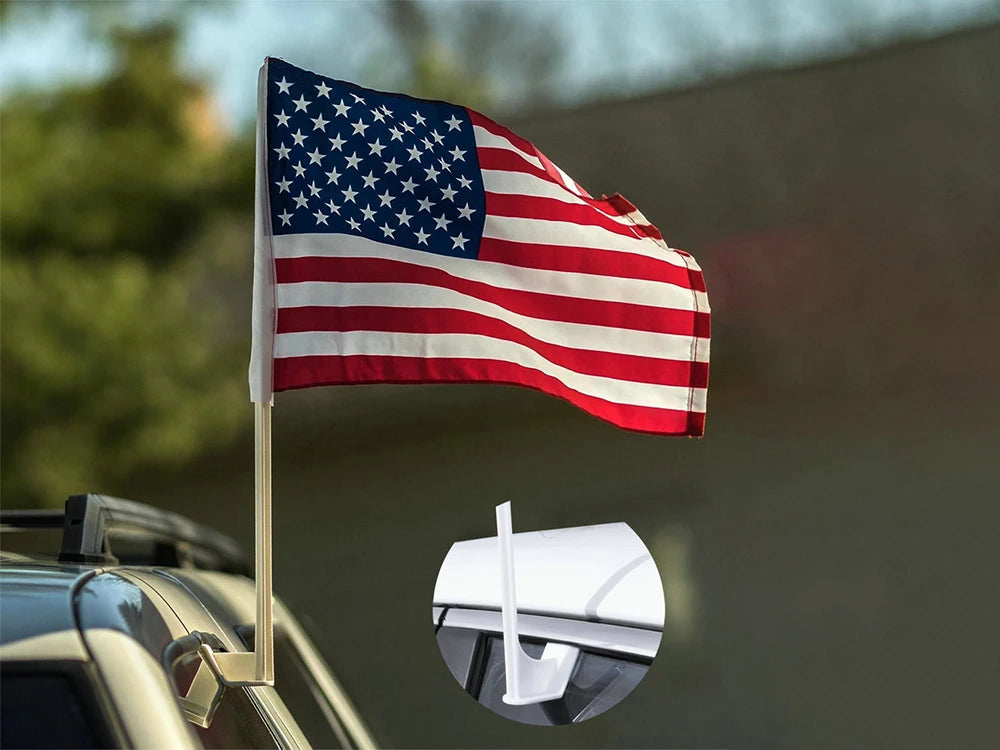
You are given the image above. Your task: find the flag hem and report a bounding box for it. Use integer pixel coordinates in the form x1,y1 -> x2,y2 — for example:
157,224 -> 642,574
249,59 -> 278,405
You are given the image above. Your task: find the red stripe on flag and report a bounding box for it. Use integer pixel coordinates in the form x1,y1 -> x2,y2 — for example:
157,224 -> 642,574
276,306 -> 710,388
535,148 -> 573,193
477,147 -> 550,181
477,237 -> 707,294
486,192 -> 655,242
468,109 -> 538,157
273,354 -> 706,436
274,256 -> 708,338
476,148 -> 663,237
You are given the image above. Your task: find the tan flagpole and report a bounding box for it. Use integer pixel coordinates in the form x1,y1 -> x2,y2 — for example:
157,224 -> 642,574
197,404 -> 275,686
254,401 -> 274,682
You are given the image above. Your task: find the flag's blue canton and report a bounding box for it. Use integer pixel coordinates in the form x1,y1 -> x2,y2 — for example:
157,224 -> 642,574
266,59 -> 485,260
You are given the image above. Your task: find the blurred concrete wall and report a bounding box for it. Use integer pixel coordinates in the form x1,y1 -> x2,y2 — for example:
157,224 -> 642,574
512,23 -> 1000,395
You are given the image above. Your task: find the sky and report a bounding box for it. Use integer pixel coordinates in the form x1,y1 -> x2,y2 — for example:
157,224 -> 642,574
2,0 -> 997,129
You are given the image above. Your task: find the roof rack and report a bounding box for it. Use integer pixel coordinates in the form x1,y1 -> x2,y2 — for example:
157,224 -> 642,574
0,494 -> 249,576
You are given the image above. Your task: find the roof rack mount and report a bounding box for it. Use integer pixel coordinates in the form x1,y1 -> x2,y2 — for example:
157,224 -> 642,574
1,494 -> 248,575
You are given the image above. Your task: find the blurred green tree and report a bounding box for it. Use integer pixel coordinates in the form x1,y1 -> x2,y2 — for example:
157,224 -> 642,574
1,20 -> 253,506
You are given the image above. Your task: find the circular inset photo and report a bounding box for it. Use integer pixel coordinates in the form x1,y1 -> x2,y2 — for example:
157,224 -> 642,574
432,502 -> 663,726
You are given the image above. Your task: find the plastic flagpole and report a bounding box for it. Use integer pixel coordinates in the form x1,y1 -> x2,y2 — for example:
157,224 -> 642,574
254,401 -> 275,682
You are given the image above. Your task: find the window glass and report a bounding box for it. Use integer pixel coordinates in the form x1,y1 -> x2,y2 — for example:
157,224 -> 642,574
272,629 -> 349,749
0,669 -> 110,749
196,687 -> 278,749
237,624 -> 349,749
475,636 -> 650,725
435,626 -> 482,689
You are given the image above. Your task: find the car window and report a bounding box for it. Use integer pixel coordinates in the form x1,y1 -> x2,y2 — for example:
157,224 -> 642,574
195,687 -> 278,750
435,626 -> 482,689
473,635 -> 650,726
0,665 -> 117,749
272,628 -> 350,748
236,624 -> 350,749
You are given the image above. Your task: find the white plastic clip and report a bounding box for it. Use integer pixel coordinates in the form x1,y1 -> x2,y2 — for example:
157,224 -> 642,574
495,501 -> 579,705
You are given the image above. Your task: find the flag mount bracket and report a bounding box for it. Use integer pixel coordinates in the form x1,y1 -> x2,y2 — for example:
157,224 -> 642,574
495,501 -> 579,705
197,647 -> 273,687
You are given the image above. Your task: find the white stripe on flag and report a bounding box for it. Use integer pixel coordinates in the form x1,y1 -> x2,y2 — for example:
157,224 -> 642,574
274,329 -> 708,413
554,162 -> 586,198
473,126 -> 542,168
276,281 -> 710,362
483,215 -> 698,270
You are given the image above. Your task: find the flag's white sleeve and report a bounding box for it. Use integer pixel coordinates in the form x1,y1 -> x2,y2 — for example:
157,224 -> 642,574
249,60 -> 276,404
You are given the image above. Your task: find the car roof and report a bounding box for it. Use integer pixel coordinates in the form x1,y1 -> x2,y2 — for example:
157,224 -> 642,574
432,522 -> 665,629
0,560 -> 248,647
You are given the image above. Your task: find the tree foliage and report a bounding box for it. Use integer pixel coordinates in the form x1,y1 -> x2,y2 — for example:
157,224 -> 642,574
1,21 -> 252,506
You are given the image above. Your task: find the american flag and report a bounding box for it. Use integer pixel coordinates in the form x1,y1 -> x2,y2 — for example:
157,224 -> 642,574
250,58 -> 710,435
